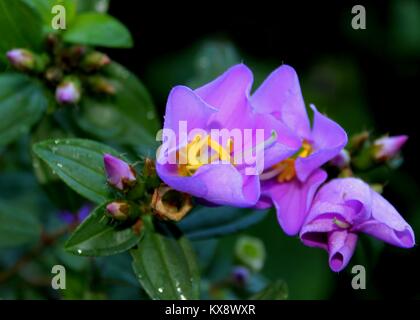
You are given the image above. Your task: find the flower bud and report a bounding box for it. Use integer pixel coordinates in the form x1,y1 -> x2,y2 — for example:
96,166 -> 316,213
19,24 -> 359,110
106,201 -> 131,221
81,51 -> 111,71
104,154 -> 136,191
55,78 -> 81,104
6,49 -> 35,71
45,67 -> 63,84
151,185 -> 192,222
88,76 -> 116,95
234,236 -> 266,272
373,135 -> 408,161
231,266 -> 250,286
329,149 -> 350,169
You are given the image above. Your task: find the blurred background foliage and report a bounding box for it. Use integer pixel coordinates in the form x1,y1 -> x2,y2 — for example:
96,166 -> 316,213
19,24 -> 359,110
1,0 -> 420,299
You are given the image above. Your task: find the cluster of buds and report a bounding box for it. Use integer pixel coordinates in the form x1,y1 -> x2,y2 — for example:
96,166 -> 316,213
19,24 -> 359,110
328,131 -> 408,174
103,154 -> 192,227
6,34 -> 115,106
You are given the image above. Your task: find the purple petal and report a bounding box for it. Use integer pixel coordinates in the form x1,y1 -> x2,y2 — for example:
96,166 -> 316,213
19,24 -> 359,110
77,204 -> 92,221
307,178 -> 372,224
295,105 -> 347,182
253,113 -> 301,169
353,190 -> 415,248
59,210 -> 76,224
251,64 -> 311,139
156,162 -> 260,207
328,230 -> 358,272
261,169 -> 327,235
163,86 -> 217,137
195,64 -> 254,130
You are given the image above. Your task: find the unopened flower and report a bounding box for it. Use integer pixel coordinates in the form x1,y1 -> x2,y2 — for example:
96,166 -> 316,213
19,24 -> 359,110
156,64 -> 301,207
103,154 -> 136,191
106,201 -> 131,221
55,78 -> 81,104
330,149 -> 350,169
373,135 -> 408,161
300,178 -> 415,272
81,51 -> 111,71
234,236 -> 266,272
6,49 -> 35,71
252,65 -> 347,235
88,76 -> 116,95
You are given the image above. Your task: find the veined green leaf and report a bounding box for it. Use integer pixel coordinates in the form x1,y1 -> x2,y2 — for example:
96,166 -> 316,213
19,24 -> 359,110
131,219 -> 200,300
0,73 -> 47,146
33,138 -> 123,204
65,203 -> 143,256
63,13 -> 133,48
179,206 -> 269,240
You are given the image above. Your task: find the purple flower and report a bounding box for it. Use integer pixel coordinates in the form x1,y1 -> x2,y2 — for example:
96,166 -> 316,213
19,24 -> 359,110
103,154 -> 136,191
252,65 -> 347,235
373,135 -> 408,161
55,79 -> 81,104
59,204 -> 92,224
6,49 -> 35,71
300,178 -> 415,272
231,266 -> 250,286
156,64 -> 301,207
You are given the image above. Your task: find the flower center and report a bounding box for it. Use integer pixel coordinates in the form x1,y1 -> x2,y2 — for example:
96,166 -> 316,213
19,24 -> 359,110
260,140 -> 312,182
177,135 -> 234,176
332,217 -> 351,229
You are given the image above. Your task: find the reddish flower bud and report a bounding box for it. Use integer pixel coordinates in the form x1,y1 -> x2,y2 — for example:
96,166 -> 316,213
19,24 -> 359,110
104,154 -> 136,191
6,49 -> 35,71
106,201 -> 130,221
373,135 -> 408,161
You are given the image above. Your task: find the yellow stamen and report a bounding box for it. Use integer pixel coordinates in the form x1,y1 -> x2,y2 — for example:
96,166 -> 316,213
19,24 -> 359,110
262,140 -> 313,183
178,135 -> 233,176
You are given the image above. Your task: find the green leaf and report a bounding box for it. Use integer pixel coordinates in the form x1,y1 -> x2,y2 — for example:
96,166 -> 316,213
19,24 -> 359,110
75,0 -> 109,13
0,0 -> 43,60
178,206 -> 269,240
130,219 -> 200,300
32,138 -> 122,204
0,201 -> 41,248
250,280 -> 288,300
63,13 -> 133,48
23,0 -> 77,31
0,73 -> 47,146
76,62 -> 160,155
65,203 -> 142,256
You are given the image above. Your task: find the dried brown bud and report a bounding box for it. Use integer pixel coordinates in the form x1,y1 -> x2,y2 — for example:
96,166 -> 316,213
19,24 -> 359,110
151,185 -> 192,222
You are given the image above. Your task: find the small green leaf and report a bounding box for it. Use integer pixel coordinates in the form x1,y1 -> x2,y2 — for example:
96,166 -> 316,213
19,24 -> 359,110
63,13 -> 133,48
23,0 -> 77,31
0,0 -> 43,60
130,219 -> 200,300
76,63 -> 160,155
75,0 -> 109,13
250,280 -> 288,300
65,203 -> 142,256
178,206 -> 269,240
0,73 -> 47,146
32,138 -> 122,204
0,201 -> 42,248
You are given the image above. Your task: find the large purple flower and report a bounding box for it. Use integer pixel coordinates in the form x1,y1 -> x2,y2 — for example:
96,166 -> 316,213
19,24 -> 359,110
251,65 -> 347,235
300,178 -> 415,272
156,64 -> 301,207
